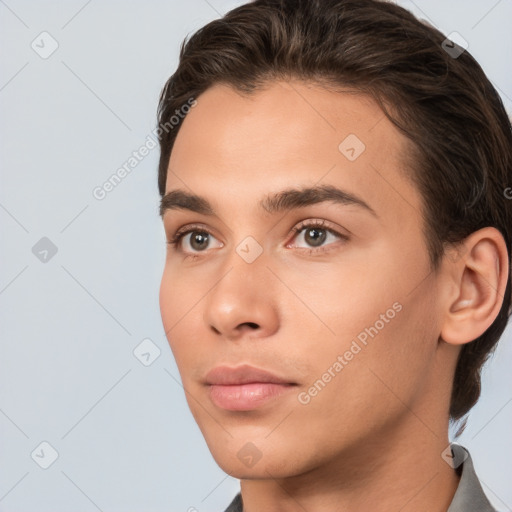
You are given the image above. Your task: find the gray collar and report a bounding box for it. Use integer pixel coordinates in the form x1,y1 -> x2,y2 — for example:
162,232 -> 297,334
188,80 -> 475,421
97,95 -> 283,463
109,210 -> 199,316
447,443 -> 496,512
224,444 -> 496,512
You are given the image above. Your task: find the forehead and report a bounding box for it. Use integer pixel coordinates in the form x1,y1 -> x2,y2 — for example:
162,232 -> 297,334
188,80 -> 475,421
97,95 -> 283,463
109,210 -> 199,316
166,80 -> 422,224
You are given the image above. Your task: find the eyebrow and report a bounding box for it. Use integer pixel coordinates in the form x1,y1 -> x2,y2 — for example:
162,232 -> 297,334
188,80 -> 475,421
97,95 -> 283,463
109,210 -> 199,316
159,184 -> 378,219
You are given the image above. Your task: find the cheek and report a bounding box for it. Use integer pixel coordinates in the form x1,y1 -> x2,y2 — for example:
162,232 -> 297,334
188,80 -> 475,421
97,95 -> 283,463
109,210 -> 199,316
291,244 -> 436,405
159,267 -> 176,338
159,266 -> 200,358
290,301 -> 435,453
275,244 -> 395,341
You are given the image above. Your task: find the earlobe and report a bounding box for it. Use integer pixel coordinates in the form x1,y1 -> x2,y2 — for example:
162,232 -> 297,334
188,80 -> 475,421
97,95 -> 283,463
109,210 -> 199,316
439,227 -> 509,346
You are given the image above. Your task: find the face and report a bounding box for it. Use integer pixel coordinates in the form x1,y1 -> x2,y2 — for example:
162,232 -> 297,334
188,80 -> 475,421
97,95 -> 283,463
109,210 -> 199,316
159,80 -> 445,479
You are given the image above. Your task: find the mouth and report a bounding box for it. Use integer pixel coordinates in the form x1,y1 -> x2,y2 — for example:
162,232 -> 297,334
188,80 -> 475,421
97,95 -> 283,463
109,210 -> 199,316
208,382 -> 296,410
204,364 -> 298,411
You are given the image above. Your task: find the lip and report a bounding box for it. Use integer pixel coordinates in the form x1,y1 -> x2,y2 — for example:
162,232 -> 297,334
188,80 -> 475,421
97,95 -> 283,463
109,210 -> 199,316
204,364 -> 295,386
204,364 -> 297,411
209,383 -> 295,410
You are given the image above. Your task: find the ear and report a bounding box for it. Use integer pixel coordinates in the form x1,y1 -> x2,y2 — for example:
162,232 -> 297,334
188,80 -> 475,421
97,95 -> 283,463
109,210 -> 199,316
440,227 -> 509,346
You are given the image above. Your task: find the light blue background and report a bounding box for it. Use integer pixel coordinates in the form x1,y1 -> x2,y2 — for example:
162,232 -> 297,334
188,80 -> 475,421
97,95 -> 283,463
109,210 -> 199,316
1,1 -> 511,511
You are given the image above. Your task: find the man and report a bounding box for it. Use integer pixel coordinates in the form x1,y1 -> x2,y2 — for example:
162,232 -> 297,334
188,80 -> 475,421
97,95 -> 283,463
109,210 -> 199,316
156,1 -> 511,510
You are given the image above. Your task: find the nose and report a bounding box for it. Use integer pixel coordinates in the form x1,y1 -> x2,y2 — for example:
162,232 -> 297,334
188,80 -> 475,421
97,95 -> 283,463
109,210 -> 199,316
203,249 -> 280,341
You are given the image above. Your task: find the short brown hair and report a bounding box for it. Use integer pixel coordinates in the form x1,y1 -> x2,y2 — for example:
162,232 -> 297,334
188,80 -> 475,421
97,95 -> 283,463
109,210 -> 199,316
156,0 -> 512,424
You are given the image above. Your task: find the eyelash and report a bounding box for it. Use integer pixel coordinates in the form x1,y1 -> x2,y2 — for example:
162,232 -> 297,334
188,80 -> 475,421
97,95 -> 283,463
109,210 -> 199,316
167,220 -> 348,260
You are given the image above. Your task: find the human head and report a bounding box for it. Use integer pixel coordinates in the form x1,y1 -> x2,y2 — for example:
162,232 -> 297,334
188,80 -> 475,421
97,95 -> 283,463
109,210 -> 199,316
157,0 -> 511,475
157,0 -> 512,423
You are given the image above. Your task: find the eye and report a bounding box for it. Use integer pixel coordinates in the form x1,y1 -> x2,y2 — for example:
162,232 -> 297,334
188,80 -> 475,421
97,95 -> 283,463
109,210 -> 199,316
167,224 -> 223,257
288,219 -> 348,253
167,219 -> 348,259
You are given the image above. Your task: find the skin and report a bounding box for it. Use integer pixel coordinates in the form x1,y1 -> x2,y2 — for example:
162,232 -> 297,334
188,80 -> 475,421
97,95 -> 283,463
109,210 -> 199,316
159,80 -> 509,512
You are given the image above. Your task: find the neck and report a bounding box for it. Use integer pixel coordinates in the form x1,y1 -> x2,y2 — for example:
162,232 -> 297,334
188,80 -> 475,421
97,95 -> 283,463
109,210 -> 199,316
238,416 -> 460,512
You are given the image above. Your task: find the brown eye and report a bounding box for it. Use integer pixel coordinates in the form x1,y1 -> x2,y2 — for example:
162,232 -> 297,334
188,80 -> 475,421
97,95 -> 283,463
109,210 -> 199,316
303,227 -> 327,247
167,225 -> 223,256
290,221 -> 347,251
185,231 -> 210,251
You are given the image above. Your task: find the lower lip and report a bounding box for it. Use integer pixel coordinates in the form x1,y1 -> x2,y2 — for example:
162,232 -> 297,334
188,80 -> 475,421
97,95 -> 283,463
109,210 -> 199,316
208,383 -> 295,410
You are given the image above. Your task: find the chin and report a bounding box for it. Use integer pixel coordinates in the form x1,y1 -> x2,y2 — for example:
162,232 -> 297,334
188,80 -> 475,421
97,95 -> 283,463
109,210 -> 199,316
213,454 -> 293,480
206,437 -> 305,480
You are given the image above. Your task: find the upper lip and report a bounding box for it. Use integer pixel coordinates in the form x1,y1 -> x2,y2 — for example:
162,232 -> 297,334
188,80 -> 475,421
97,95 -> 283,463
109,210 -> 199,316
204,364 -> 296,386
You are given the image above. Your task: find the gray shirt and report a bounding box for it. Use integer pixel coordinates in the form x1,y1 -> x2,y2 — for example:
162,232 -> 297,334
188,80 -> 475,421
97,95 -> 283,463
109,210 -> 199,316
223,444 -> 497,512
